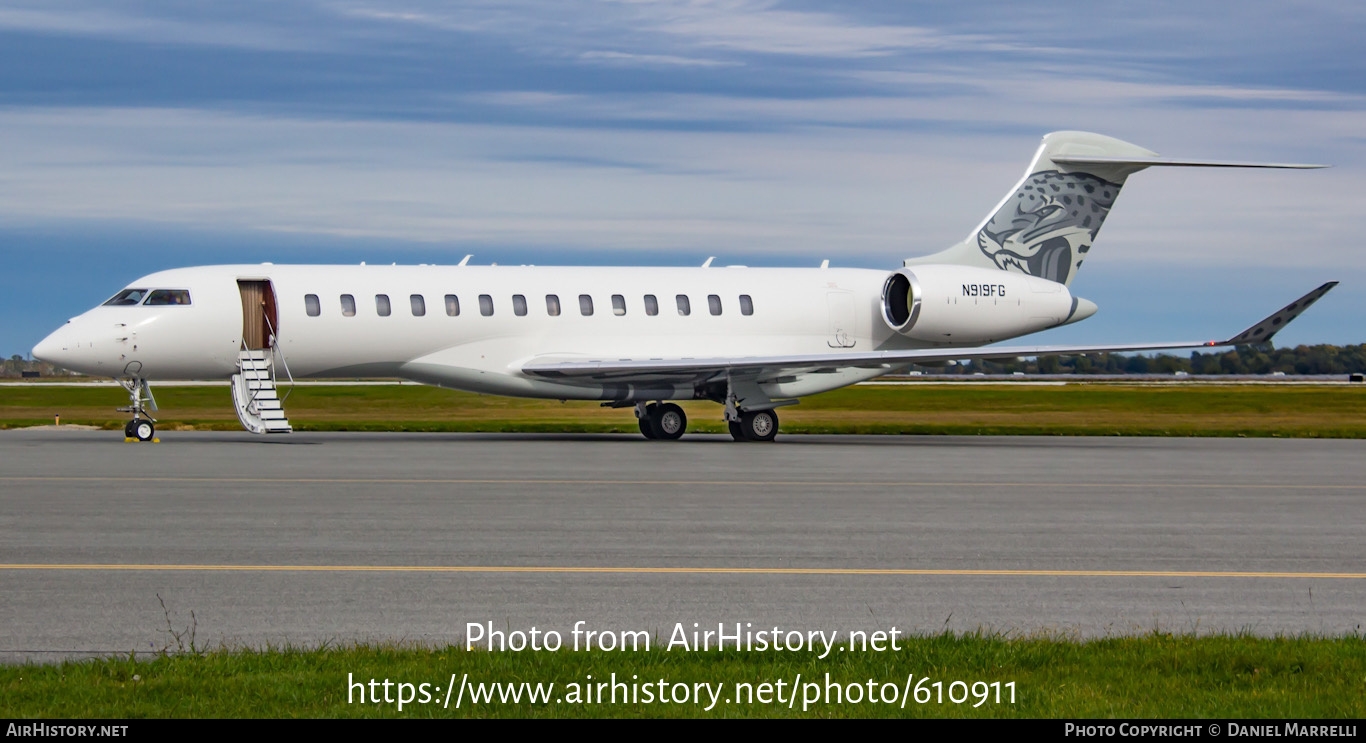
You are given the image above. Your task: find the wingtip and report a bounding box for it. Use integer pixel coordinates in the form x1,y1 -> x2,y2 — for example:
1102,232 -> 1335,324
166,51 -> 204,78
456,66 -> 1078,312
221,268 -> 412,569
1222,281 -> 1339,346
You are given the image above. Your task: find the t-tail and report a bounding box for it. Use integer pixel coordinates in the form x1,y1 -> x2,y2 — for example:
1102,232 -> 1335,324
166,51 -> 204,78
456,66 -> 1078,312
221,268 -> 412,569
904,131 -> 1326,286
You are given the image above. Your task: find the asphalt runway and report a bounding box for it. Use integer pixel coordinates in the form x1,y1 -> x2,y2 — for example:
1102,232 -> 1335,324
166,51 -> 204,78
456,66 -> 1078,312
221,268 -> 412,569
1,429 -> 1363,662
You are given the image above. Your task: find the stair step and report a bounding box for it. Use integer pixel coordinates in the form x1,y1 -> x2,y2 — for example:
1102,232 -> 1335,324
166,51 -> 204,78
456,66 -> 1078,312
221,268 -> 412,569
233,349 -> 292,435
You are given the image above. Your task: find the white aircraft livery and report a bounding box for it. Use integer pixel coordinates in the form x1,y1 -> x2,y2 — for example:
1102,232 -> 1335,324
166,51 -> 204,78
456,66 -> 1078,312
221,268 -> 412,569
32,132 -> 1335,442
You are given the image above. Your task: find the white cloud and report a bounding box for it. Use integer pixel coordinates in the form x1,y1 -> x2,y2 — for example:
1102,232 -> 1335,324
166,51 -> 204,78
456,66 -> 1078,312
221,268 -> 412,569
0,5 -> 323,51
579,50 -> 739,67
0,104 -> 1358,276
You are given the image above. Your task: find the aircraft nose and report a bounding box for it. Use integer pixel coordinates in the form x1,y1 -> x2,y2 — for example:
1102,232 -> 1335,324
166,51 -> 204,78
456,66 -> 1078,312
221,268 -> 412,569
32,330 -> 63,364
32,324 -> 77,368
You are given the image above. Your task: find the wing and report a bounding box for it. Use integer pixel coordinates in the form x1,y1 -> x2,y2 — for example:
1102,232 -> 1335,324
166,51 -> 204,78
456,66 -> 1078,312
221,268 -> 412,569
521,283 -> 1337,385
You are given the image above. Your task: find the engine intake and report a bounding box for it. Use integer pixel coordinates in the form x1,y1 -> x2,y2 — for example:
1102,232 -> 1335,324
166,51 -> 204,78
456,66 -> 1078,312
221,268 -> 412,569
881,270 -> 920,330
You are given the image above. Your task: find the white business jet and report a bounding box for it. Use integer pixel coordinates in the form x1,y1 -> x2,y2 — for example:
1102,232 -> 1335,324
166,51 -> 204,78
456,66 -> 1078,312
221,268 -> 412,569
32,132 -> 1334,442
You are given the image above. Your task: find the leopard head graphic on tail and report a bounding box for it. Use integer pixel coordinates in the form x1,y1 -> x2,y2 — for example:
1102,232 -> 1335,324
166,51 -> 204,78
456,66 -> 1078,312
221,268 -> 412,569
975,170 -> 1120,284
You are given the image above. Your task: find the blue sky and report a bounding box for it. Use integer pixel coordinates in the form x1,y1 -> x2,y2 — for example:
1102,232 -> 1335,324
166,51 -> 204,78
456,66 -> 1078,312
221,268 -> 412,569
3,1 -> 1365,356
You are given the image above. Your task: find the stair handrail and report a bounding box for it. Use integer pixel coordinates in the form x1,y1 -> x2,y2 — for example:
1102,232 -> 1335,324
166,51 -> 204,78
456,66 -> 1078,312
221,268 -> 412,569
261,312 -> 295,404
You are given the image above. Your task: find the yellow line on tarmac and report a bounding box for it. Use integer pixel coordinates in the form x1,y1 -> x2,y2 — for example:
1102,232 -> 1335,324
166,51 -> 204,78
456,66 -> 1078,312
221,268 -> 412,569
0,476 -> 1361,490
0,564 -> 1362,579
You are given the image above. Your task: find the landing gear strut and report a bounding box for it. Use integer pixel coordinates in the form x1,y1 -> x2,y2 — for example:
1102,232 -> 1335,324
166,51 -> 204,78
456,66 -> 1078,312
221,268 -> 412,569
117,376 -> 158,442
636,402 -> 687,440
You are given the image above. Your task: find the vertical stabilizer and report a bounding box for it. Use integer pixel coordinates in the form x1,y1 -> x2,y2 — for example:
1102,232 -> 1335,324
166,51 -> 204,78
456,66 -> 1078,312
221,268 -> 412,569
905,132 -> 1324,286
905,131 -> 1157,286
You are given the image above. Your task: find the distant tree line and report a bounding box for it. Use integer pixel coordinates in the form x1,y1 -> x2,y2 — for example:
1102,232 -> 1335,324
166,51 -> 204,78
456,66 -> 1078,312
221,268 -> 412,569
1,356 -> 79,378
913,344 -> 1366,376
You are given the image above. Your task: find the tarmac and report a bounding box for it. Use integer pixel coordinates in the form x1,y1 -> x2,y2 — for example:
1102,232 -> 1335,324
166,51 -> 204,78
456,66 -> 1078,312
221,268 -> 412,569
1,429 -> 1362,661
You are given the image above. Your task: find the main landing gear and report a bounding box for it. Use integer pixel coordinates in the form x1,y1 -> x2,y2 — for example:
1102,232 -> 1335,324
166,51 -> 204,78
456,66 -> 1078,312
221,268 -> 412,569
117,376 -> 158,442
728,408 -> 779,442
636,402 -> 687,440
632,401 -> 780,442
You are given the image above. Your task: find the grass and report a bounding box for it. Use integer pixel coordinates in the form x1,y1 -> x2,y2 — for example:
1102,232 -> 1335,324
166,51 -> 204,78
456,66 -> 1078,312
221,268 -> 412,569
3,382 -> 1366,437
2,633 -> 1362,718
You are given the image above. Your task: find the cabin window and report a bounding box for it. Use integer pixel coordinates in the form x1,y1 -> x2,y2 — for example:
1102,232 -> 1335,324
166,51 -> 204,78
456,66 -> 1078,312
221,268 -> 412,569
341,294 -> 356,317
305,294 -> 321,317
376,294 -> 391,317
513,294 -> 528,316
676,295 -> 691,316
445,294 -> 460,316
409,294 -> 425,316
611,294 -> 626,316
740,294 -> 754,316
644,294 -> 659,316
103,289 -> 149,306
546,294 -> 561,316
479,294 -> 494,316
579,294 -> 594,316
708,294 -> 722,316
145,289 -> 192,306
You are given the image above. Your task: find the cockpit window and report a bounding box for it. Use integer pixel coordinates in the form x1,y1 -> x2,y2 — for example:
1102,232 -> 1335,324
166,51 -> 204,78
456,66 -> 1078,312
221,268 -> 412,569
145,290 -> 192,306
103,289 -> 149,306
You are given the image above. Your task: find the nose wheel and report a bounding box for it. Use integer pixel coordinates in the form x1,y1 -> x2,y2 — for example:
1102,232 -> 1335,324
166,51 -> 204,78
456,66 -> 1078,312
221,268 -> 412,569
124,418 -> 156,442
116,375 -> 159,442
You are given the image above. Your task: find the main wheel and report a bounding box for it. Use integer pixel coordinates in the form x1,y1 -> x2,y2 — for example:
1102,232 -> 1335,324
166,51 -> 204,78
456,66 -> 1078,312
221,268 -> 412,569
132,419 -> 155,442
638,404 -> 658,439
728,420 -> 744,441
124,420 -> 136,438
740,409 -> 778,442
650,403 -> 687,440
638,418 -> 658,439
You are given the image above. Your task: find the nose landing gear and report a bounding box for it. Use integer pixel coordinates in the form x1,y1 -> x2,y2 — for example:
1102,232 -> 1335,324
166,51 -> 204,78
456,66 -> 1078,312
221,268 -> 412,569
117,375 -> 158,442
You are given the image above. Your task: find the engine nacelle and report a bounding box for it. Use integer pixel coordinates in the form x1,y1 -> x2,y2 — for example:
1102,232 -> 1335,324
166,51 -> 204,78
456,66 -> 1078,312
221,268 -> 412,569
881,264 -> 1089,343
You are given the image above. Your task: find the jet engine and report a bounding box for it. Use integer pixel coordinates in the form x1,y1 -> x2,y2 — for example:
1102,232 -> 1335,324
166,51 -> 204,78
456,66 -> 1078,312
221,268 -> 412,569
881,264 -> 1095,344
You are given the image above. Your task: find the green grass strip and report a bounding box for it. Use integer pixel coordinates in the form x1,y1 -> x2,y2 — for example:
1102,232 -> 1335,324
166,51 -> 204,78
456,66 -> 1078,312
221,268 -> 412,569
6,383 -> 1366,437
3,633 -> 1363,718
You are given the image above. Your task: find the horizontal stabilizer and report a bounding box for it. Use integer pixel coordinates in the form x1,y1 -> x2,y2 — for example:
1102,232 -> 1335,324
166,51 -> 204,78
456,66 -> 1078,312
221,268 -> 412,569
1053,156 -> 1327,170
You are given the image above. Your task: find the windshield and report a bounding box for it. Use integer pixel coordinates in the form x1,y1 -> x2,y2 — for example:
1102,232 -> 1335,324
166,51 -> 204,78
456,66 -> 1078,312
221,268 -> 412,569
145,289 -> 191,306
103,289 -> 149,306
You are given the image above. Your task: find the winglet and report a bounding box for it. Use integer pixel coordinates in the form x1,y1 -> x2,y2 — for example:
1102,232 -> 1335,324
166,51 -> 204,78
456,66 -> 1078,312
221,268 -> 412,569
1222,282 -> 1338,346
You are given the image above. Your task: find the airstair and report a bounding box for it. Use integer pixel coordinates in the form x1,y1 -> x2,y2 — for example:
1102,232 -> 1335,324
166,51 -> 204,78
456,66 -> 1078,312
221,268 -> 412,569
231,348 -> 293,434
